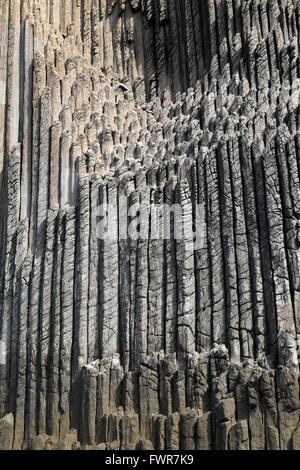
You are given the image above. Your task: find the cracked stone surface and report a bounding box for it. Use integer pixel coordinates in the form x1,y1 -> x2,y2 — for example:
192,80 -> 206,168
0,0 -> 299,450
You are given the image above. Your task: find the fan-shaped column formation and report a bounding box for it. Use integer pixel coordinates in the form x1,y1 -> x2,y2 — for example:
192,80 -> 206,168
0,0 -> 299,450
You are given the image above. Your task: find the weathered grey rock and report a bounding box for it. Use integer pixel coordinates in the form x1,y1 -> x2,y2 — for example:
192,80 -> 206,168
54,429 -> 78,451
29,434 -> 49,451
136,439 -> 154,450
0,413 -> 14,450
0,0 -> 299,451
196,412 -> 212,450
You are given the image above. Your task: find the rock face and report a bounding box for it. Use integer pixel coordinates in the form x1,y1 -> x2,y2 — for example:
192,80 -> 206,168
0,0 -> 299,450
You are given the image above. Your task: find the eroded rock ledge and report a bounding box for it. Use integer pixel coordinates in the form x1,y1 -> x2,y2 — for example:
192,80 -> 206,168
1,347 -> 300,450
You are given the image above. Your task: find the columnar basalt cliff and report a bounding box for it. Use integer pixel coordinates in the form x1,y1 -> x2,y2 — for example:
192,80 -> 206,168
0,0 -> 299,450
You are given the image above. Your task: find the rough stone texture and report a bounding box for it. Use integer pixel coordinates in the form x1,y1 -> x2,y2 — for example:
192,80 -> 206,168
0,0 -> 299,450
0,413 -> 14,450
